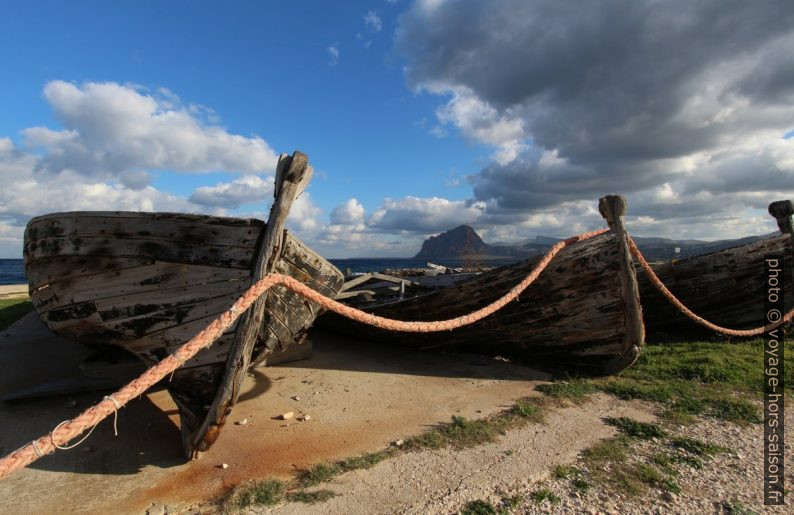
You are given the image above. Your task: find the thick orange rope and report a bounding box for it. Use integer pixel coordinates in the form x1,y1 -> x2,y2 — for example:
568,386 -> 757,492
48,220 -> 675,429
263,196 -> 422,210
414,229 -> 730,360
0,228 -> 608,480
628,236 -> 794,336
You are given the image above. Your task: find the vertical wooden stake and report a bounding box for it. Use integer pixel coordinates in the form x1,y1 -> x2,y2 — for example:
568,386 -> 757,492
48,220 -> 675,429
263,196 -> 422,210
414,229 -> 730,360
768,199 -> 794,286
598,195 -> 645,372
768,200 -> 794,241
187,151 -> 313,458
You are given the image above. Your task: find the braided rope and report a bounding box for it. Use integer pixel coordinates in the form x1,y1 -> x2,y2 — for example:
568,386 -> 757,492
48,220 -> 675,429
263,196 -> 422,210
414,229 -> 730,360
628,236 -> 794,336
0,228 -> 608,480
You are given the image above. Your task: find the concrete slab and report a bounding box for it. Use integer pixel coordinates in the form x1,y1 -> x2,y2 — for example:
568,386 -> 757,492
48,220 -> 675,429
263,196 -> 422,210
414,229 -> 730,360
0,312 -> 550,514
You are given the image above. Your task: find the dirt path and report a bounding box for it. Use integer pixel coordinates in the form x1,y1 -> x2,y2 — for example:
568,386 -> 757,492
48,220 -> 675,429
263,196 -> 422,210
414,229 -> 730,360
262,394 -> 655,515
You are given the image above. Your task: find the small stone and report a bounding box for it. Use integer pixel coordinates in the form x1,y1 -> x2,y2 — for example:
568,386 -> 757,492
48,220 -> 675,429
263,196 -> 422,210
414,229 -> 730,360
64,399 -> 77,408
661,491 -> 675,502
145,503 -> 168,515
299,414 -> 311,421
279,411 -> 294,420
218,463 -> 229,469
292,396 -> 301,401
235,418 -> 248,425
393,439 -> 404,447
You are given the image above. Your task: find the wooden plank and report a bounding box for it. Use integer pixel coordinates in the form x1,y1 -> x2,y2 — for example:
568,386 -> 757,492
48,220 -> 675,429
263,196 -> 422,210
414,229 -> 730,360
339,273 -> 374,292
28,210 -> 266,228
36,262 -> 249,311
26,256 -> 154,290
335,289 -> 377,300
25,235 -> 257,270
26,214 -> 264,247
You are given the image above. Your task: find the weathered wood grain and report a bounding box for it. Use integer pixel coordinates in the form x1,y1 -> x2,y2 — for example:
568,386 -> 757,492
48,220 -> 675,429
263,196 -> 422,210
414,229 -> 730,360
598,195 -> 645,373
319,231 -> 637,375
25,235 -> 257,270
23,192 -> 344,459
638,235 -> 793,338
26,213 -> 263,247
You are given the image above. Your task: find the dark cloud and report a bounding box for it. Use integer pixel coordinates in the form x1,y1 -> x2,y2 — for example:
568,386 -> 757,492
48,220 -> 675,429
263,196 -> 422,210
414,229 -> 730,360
397,0 -> 794,224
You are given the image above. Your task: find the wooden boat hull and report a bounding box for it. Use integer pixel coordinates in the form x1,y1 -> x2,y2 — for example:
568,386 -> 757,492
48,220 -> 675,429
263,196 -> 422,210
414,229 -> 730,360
319,231 -> 645,375
23,211 -> 343,455
638,234 -> 793,339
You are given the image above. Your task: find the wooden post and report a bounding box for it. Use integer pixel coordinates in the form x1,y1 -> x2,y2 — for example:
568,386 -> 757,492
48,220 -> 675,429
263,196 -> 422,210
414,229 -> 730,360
769,200 -> 794,240
187,151 -> 313,458
769,199 -> 794,288
598,195 -> 645,372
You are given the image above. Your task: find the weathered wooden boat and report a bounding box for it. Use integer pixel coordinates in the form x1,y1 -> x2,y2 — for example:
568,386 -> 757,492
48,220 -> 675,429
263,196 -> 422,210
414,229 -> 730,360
319,196 -> 646,376
637,200 -> 794,339
22,152 -> 344,458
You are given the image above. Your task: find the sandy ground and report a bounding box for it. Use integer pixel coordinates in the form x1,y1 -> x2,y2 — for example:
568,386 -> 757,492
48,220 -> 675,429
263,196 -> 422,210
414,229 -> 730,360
0,284 -> 28,299
2,307 -> 786,514
0,311 -> 561,514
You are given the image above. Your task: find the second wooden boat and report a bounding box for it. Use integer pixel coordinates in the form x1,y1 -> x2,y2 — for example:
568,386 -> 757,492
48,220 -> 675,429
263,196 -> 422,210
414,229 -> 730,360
319,196 -> 646,376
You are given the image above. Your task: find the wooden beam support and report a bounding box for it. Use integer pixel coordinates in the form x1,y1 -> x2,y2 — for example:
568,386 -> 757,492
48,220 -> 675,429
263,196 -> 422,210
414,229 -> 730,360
187,151 -> 313,458
598,194 -> 645,372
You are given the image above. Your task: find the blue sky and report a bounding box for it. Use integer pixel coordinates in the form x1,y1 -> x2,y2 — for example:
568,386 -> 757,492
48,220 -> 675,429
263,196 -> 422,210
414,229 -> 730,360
1,1 -> 793,258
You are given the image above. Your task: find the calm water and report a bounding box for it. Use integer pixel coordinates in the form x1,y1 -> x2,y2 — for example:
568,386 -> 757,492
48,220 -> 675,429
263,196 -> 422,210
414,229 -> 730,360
0,259 -> 26,285
0,257 -> 522,285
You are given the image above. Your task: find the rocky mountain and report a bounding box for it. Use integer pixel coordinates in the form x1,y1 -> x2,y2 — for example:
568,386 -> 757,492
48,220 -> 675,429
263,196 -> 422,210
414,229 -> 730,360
413,225 -> 774,261
414,225 -> 495,259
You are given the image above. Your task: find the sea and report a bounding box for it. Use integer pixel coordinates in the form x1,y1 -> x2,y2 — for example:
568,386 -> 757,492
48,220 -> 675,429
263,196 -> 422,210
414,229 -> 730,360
0,257 -> 522,285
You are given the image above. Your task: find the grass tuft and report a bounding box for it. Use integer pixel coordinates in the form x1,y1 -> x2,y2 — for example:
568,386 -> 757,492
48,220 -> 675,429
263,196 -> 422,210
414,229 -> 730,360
530,488 -> 560,505
286,489 -> 337,504
460,499 -> 498,515
604,417 -> 667,439
553,464 -> 579,479
299,463 -> 342,488
535,380 -> 596,399
226,479 -> 286,509
339,450 -> 393,471
670,436 -> 729,456
581,436 -> 630,464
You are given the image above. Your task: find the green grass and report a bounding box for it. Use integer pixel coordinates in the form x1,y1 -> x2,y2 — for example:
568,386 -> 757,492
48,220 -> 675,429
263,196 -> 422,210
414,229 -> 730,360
553,464 -> 579,479
295,397 -> 547,489
0,299 -> 33,332
529,488 -> 560,505
225,479 -> 338,509
581,435 -> 631,464
579,434 -> 688,497
285,490 -> 337,504
338,450 -> 393,471
536,340 -> 793,424
604,417 -> 668,439
499,494 -> 524,510
535,380 -> 596,399
460,499 -> 498,515
571,478 -> 591,493
226,479 -> 286,509
670,436 -> 729,457
299,463 -> 344,488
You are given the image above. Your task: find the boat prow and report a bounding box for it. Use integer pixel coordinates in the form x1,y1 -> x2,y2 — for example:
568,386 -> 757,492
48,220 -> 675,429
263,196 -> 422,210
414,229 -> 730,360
23,151 -> 344,457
